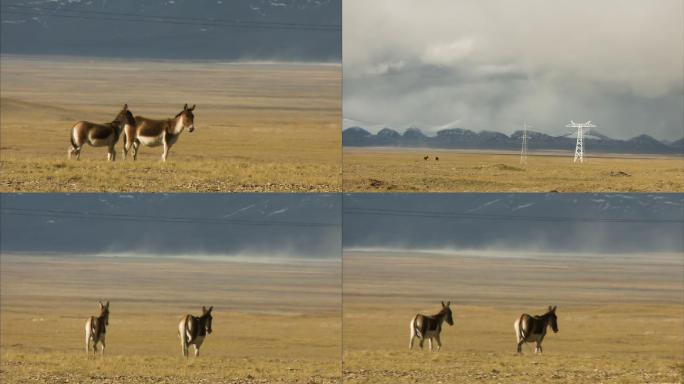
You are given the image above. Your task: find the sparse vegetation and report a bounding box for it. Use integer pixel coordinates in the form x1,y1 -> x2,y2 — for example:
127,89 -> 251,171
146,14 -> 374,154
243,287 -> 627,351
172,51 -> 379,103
343,251 -> 684,383
0,56 -> 341,192
344,148 -> 684,192
0,255 -> 341,383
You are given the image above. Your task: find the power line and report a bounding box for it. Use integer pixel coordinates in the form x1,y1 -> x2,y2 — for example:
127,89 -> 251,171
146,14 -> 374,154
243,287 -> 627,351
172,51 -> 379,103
0,4 -> 341,31
2,3 -> 341,28
0,10 -> 340,31
343,207 -> 683,224
1,207 -> 339,228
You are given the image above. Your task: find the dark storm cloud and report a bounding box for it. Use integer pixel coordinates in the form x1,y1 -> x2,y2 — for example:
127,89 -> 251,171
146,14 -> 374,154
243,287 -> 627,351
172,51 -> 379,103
344,0 -> 684,140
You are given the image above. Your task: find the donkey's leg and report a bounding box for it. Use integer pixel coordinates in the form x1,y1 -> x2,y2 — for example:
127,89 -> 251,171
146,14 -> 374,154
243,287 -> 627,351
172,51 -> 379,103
183,336 -> 189,358
110,144 -> 116,162
132,139 -> 140,161
515,321 -> 524,354
428,338 -> 433,352
409,320 -> 416,350
434,334 -> 442,352
161,138 -> 170,162
100,335 -> 106,356
122,133 -> 129,160
419,338 -> 424,350
85,334 -> 90,356
194,345 -> 200,357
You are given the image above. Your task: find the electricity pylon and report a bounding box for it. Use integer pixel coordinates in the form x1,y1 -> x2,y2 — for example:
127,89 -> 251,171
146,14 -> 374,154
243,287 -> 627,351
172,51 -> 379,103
520,122 -> 530,165
566,120 -> 596,163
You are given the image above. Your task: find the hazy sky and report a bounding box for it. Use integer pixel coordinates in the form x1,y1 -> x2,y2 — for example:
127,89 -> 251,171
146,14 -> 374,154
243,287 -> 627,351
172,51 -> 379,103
344,0 -> 684,139
343,193 -> 684,253
0,194 -> 340,258
1,0 -> 341,61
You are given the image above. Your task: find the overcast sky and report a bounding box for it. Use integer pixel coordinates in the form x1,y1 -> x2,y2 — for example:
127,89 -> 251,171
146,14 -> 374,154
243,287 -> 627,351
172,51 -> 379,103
343,0 -> 684,140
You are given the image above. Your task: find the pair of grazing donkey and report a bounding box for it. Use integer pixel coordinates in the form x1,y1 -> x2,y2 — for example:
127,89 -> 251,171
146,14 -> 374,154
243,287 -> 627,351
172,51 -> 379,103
409,302 -> 559,353
68,104 -> 196,162
85,301 -> 213,358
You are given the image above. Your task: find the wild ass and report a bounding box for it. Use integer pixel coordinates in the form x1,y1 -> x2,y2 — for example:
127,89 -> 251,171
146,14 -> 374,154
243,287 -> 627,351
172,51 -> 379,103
409,301 -> 454,352
85,301 -> 110,356
514,306 -> 558,354
122,104 -> 196,162
178,306 -> 213,357
69,104 -> 134,161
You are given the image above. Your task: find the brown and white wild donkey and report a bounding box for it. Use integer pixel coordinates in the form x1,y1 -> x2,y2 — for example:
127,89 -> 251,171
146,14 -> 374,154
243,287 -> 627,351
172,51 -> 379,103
122,104 -> 196,162
85,301 -> 110,356
409,301 -> 454,352
178,306 -> 213,357
514,305 -> 558,354
69,104 -> 134,161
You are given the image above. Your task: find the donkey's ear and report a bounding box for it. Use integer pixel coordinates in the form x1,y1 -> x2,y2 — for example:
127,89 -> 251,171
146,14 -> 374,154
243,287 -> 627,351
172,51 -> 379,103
183,103 -> 189,110
202,306 -> 207,313
106,301 -> 110,308
99,301 -> 104,308
548,305 -> 553,311
123,103 -> 128,110
552,306 -> 557,311
207,306 -> 213,313
446,301 -> 451,307
189,104 -> 196,111
441,301 -> 445,307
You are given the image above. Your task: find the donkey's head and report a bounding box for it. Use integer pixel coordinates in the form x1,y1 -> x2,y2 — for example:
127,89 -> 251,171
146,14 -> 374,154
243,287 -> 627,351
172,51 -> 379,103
175,104 -> 196,133
114,104 -> 136,128
440,301 -> 454,326
547,305 -> 558,333
201,305 -> 213,334
98,301 -> 110,326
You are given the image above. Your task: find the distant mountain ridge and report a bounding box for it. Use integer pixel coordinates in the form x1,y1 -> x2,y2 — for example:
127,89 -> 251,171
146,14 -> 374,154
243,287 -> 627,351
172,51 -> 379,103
343,127 -> 684,154
0,0 -> 341,61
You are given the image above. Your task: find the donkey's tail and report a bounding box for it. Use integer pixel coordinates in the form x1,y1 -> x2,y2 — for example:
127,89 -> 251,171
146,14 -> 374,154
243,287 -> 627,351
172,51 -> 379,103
70,129 -> 78,149
412,314 -> 422,339
517,314 -> 527,343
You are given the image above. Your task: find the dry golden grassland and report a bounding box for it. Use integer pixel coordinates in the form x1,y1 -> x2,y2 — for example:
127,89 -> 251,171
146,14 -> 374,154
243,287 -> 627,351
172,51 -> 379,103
343,148 -> 684,192
0,55 -> 341,192
343,250 -> 684,383
0,254 -> 341,383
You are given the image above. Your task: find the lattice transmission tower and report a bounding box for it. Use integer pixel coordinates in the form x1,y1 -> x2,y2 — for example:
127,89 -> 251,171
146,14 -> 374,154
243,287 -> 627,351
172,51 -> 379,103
566,120 -> 596,163
520,122 -> 531,165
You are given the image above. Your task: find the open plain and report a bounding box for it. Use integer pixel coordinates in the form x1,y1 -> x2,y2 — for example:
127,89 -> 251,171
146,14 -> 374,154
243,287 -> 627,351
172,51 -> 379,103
343,250 -> 684,383
0,254 -> 341,383
343,147 -> 684,192
0,55 -> 341,192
